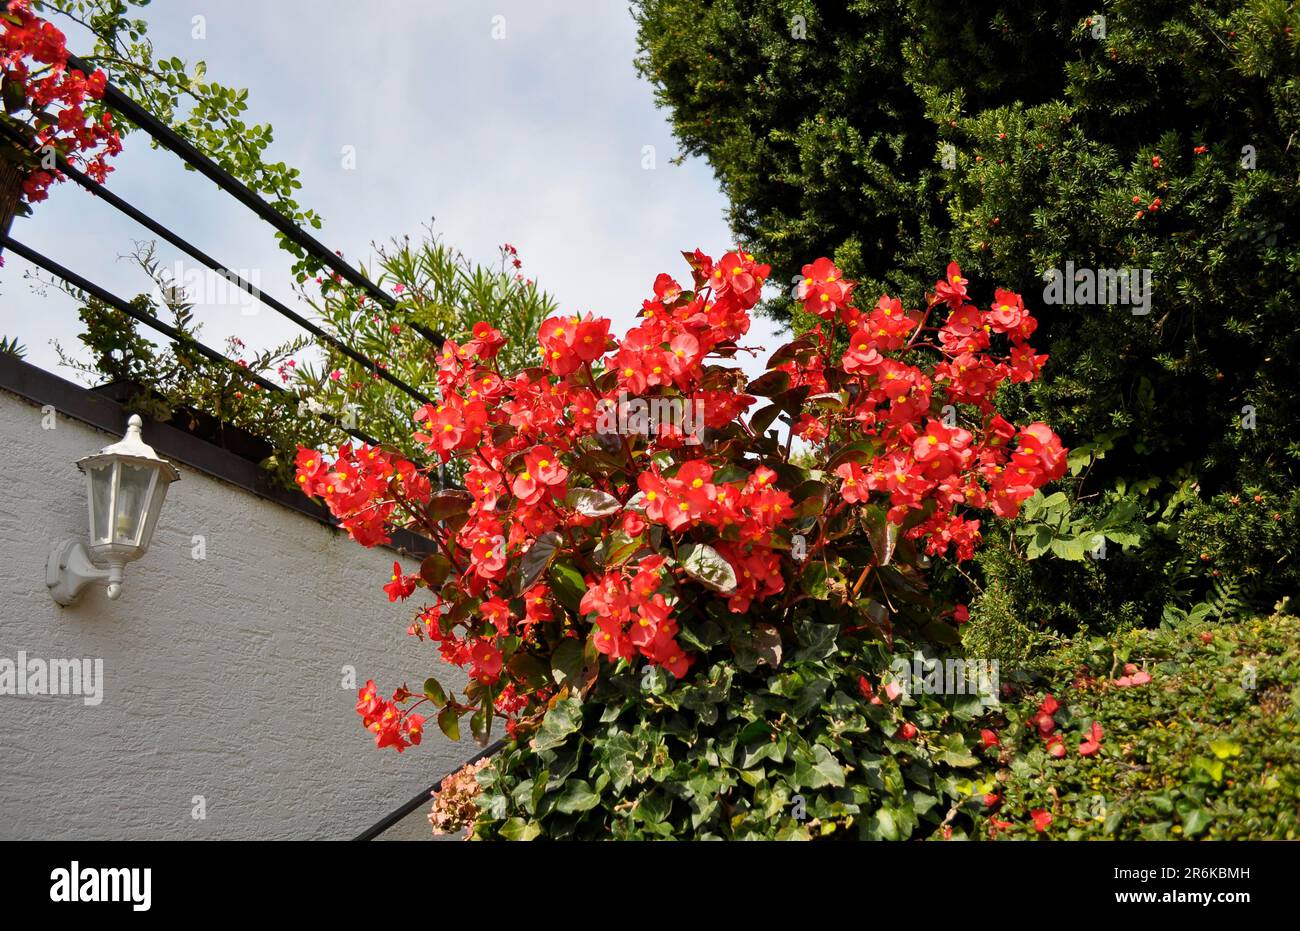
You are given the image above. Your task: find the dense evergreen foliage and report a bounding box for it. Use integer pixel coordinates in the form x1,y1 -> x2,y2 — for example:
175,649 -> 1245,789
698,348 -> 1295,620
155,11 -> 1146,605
634,0 -> 1300,631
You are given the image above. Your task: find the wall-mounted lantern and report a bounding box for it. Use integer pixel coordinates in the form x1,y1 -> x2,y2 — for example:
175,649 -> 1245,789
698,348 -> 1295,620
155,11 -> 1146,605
47,414 -> 180,605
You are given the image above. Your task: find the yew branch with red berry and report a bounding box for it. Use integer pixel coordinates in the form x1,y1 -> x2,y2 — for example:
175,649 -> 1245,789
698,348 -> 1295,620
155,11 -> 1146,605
0,2 -> 122,212
296,248 -> 1066,753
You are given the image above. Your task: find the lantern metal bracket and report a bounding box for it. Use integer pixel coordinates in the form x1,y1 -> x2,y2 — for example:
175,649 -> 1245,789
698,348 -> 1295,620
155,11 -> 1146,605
47,537 -> 125,607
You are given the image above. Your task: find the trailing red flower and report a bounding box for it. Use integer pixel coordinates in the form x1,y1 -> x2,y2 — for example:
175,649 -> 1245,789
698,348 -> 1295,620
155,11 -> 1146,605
1,2 -> 122,206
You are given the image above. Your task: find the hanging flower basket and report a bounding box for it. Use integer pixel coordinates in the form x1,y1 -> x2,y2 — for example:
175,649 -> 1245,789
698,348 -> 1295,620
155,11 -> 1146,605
1,0 -> 123,254
0,134 -> 27,245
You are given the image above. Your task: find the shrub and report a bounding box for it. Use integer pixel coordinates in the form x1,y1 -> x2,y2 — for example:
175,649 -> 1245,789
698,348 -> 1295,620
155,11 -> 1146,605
985,610 -> 1300,839
299,247 -> 1068,837
631,0 -> 1300,632
472,627 -> 1000,840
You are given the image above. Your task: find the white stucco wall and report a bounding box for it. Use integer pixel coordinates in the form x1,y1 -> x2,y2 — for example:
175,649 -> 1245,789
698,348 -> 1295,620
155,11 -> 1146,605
0,387 -> 477,840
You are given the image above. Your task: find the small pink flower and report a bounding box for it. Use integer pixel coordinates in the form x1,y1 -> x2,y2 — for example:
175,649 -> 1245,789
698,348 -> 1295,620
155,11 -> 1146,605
1113,665 -> 1152,688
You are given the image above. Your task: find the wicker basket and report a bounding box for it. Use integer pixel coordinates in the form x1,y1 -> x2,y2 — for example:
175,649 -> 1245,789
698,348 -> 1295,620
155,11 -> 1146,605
0,139 -> 25,247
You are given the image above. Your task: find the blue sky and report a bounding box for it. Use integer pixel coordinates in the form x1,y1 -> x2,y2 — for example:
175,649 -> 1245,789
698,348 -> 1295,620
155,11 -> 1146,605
2,0 -> 785,380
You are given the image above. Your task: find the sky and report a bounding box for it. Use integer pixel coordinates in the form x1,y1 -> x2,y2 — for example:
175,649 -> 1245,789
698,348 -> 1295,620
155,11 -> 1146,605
1,0 -> 786,384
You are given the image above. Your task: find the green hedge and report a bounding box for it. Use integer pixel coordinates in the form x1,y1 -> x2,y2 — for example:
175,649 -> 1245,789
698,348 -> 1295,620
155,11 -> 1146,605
633,0 -> 1300,629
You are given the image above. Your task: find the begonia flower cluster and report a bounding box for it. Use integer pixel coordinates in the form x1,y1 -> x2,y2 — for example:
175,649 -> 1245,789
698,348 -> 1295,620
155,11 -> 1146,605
296,247 -> 1065,750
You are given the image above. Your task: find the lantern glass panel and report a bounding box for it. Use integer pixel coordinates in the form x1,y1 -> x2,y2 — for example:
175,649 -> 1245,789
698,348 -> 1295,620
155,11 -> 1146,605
87,462 -> 114,545
114,462 -> 157,546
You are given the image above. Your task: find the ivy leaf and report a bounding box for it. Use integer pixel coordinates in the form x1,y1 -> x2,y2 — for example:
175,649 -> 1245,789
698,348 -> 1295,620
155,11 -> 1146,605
532,697 -> 583,752
732,623 -> 783,671
679,542 -> 738,594
792,616 -> 838,661
555,779 -> 600,814
499,817 -> 541,841
1182,809 -> 1213,838
632,793 -> 672,824
796,744 -> 846,789
1191,756 -> 1225,783
792,679 -> 832,718
938,734 -> 979,767
1208,739 -> 1241,759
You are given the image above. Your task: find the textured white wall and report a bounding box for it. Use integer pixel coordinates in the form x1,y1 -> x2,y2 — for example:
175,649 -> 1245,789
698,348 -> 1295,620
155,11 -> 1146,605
0,388 -> 477,840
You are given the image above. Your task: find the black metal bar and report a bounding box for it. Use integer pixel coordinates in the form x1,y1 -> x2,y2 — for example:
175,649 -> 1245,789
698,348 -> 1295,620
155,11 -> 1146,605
0,232 -> 385,447
0,119 -> 435,408
45,150 -> 432,405
64,54 -> 394,307
352,739 -> 506,841
64,51 -> 445,352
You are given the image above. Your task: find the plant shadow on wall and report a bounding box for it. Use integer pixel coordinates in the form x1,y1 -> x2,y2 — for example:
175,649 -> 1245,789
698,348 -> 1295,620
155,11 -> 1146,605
44,233 -> 549,489
304,249 -> 1080,839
